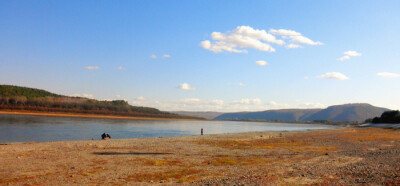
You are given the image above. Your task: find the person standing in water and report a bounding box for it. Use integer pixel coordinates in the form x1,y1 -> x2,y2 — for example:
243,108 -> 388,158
201,128 -> 203,135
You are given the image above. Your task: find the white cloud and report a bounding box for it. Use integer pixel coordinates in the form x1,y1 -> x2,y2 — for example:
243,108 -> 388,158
286,44 -> 302,49
180,98 -> 224,106
117,66 -> 124,70
177,83 -> 195,91
337,56 -> 350,61
84,66 -> 99,70
238,82 -> 245,86
135,96 -> 146,101
318,72 -> 349,80
269,29 -> 323,46
337,50 -> 361,61
70,93 -> 94,99
265,101 -> 291,109
150,55 -> 157,59
116,95 -> 121,98
231,98 -> 262,105
289,35 -> 323,45
377,72 -> 400,78
255,60 -> 268,66
200,26 -> 285,53
296,102 -> 326,108
269,29 -> 301,36
162,54 -> 171,58
344,51 -> 362,57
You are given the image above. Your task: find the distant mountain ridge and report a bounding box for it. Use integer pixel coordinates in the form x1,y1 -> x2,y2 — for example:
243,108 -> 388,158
214,103 -> 390,122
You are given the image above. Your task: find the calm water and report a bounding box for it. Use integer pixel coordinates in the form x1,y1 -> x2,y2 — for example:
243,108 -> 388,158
0,114 -> 337,143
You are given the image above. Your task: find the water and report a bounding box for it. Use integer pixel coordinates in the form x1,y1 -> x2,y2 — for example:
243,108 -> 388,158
0,114 -> 337,143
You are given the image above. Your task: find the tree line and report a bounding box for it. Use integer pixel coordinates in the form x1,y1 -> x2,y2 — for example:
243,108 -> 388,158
365,110 -> 400,124
0,96 -> 198,119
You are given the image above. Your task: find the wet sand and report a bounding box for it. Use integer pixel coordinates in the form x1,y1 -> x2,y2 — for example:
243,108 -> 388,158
1,128 -> 400,185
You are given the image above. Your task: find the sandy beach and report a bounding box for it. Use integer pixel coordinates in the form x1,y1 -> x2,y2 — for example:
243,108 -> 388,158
1,128 -> 400,185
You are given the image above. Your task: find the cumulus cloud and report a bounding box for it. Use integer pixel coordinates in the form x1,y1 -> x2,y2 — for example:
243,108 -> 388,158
117,66 -> 124,70
162,54 -> 171,58
296,102 -> 326,108
344,51 -> 362,57
135,96 -> 146,101
177,83 -> 195,91
70,93 -> 94,99
84,66 -> 99,70
150,55 -> 157,59
377,72 -> 400,78
337,56 -> 350,61
318,72 -> 349,80
200,26 -> 285,53
269,29 -> 301,36
286,44 -> 302,49
337,50 -> 362,61
180,98 -> 224,106
269,29 -> 323,46
255,60 -> 268,66
200,26 -> 323,54
231,98 -> 262,105
238,82 -> 245,86
265,101 -> 291,109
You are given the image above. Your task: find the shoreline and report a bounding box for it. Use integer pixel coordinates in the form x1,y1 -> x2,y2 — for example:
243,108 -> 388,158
0,128 -> 337,145
1,129 -> 318,145
1,128 -> 400,185
0,110 -> 205,121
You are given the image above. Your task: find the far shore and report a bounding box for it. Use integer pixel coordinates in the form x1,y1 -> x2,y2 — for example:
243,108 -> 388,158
0,110 -> 205,121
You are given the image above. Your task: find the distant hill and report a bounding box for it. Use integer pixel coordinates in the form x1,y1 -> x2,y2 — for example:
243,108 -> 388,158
215,103 -> 390,122
305,103 -> 389,122
214,109 -> 321,121
171,111 -> 224,120
0,85 -> 197,119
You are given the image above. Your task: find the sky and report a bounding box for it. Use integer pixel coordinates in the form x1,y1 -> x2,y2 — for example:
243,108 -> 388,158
1,0 -> 400,112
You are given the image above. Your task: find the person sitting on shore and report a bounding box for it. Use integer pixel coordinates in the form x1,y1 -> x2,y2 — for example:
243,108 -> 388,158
106,134 -> 111,139
101,133 -> 106,140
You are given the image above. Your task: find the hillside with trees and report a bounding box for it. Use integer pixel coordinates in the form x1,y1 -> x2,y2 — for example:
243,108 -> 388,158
0,85 -> 198,119
366,110 -> 400,124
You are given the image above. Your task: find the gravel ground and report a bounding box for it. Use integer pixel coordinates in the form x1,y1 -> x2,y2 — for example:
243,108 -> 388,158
1,128 -> 400,185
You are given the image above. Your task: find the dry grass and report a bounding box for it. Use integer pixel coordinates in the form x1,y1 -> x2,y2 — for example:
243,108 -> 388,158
203,156 -> 271,166
142,159 -> 183,166
123,168 -> 203,183
338,128 -> 400,142
195,138 -> 309,150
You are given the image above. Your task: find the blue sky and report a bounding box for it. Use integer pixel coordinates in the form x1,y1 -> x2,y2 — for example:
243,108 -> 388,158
1,0 -> 400,111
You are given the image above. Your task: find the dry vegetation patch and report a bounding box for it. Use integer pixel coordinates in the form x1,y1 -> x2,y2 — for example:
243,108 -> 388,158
122,168 -> 203,183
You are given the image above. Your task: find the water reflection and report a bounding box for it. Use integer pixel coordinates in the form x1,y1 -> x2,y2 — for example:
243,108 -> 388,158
0,114 -> 337,143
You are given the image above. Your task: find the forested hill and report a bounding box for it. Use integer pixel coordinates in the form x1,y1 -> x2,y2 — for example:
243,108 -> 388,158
0,85 -> 61,98
215,103 -> 389,123
0,85 -> 198,119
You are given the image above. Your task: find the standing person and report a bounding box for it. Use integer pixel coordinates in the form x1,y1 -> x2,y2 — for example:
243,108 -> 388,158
201,128 -> 203,135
